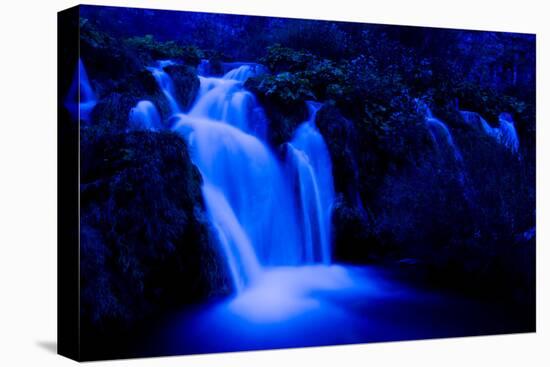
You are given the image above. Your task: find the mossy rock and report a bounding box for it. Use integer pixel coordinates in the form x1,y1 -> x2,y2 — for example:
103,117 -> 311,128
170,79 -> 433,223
80,130 -> 231,326
164,64 -> 200,110
79,18 -> 143,86
91,92 -> 140,131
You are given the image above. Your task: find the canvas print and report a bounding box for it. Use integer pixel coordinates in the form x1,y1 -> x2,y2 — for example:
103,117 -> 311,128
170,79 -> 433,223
58,5 -> 536,361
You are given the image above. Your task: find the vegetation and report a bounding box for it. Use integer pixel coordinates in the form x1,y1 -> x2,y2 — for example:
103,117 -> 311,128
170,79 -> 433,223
71,9 -> 535,335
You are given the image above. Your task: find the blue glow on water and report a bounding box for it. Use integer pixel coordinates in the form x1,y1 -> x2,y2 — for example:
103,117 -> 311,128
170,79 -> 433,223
121,52 -> 533,357
147,60 -> 181,115
460,110 -> 520,153
497,113 -> 520,153
286,101 -> 335,264
152,265 -> 407,354
141,63 -> 525,354
153,63 -> 337,292
144,264 -> 521,356
129,100 -> 162,130
65,58 -> 97,122
227,265 -> 374,322
416,99 -> 463,162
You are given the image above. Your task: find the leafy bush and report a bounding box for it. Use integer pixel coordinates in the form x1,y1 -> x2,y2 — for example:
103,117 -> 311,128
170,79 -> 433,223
299,59 -> 350,101
260,44 -> 316,73
124,35 -> 204,66
246,72 -> 315,106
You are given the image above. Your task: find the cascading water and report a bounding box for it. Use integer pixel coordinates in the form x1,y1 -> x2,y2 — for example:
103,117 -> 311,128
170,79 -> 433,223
285,102 -> 335,264
460,110 -> 520,153
497,113 -> 520,153
65,58 -> 97,122
150,62 -> 335,292
189,63 -> 267,138
416,100 -> 473,201
417,100 -> 463,163
129,100 -> 162,131
147,60 -> 181,115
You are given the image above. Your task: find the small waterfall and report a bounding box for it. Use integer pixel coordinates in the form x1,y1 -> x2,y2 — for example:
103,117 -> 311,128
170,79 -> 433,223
223,65 -> 257,81
460,110 -> 520,153
65,58 -> 97,122
129,100 -> 162,131
173,115 -> 295,291
497,113 -> 520,153
155,62 -> 335,292
417,100 -> 473,201
147,60 -> 181,115
417,100 -> 463,163
285,102 -> 335,263
189,64 -> 266,137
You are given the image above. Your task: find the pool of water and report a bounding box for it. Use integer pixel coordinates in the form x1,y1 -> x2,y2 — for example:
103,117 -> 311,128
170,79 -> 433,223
143,265 -> 533,356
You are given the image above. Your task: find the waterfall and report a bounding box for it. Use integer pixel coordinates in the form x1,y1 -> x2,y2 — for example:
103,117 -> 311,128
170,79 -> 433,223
129,100 -> 162,131
285,102 -> 335,263
417,100 -> 463,163
150,62 -> 335,292
65,58 -> 97,122
189,63 -> 267,138
416,100 -> 473,200
460,110 -> 520,153
497,113 -> 520,153
147,60 -> 181,114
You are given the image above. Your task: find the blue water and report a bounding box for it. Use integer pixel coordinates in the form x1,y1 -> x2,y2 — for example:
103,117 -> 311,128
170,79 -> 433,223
65,58 -> 97,122
166,62 -> 335,291
138,63 -> 530,356
285,102 -> 335,264
417,101 -> 464,163
129,100 -> 162,130
140,264 -> 529,356
460,110 -> 520,153
147,60 -> 181,115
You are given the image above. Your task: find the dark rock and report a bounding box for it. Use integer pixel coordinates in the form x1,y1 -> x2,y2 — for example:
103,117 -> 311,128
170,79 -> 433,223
91,92 -> 139,131
315,103 -> 360,200
164,64 -> 200,111
80,130 -> 231,327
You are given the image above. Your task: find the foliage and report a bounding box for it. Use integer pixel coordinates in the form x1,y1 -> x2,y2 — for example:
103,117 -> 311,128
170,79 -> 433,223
454,81 -> 527,124
124,35 -> 204,66
246,72 -> 315,106
261,44 -> 316,73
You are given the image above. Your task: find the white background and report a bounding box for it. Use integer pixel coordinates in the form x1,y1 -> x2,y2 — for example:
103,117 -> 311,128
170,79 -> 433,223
0,0 -> 547,365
